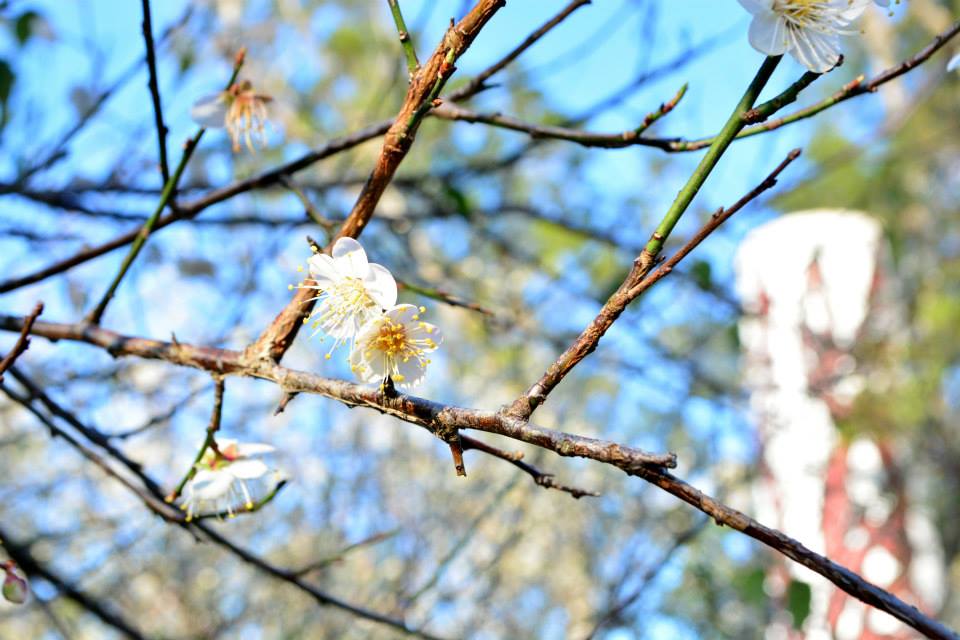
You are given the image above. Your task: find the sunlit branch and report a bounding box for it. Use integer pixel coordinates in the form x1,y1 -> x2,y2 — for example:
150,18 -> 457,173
0,302 -> 42,383
506,55 -> 785,421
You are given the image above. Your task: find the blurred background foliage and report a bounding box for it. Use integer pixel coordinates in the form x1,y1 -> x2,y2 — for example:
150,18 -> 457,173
0,0 -> 957,638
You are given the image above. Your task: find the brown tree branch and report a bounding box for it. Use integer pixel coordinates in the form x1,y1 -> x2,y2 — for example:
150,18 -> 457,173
2,375 -> 446,640
0,302 -> 42,382
433,82 -> 687,150
2,19 -> 955,299
0,315 -> 676,471
1,317 -> 951,638
461,434 -> 599,499
247,0 -> 508,363
505,70 -> 793,420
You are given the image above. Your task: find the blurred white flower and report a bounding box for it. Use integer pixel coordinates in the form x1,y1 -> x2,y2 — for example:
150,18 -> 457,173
350,304 -> 442,388
298,237 -> 398,356
191,80 -> 272,153
180,439 -> 276,520
1,563 -> 28,605
948,53 -> 960,73
738,0 -> 870,72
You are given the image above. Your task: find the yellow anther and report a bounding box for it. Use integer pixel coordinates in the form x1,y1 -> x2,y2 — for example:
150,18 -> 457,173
296,265 -> 304,272
325,354 -> 331,360
419,306 -> 426,313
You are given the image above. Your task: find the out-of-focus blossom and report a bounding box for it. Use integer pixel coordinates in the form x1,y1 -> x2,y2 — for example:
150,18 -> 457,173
737,0 -> 870,72
180,439 -> 277,521
350,304 -> 442,388
191,80 -> 272,153
947,53 -> 960,73
297,237 -> 398,356
1,562 -> 28,605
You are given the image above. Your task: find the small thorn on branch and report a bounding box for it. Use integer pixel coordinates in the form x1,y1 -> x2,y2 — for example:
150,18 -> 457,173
448,435 -> 467,477
274,391 -> 298,415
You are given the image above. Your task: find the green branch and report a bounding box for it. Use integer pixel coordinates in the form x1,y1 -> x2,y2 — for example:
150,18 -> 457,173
387,0 -> 420,76
85,52 -> 246,325
642,55 -> 782,262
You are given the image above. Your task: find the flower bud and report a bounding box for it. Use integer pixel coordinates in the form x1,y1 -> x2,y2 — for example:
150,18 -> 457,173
2,568 -> 28,604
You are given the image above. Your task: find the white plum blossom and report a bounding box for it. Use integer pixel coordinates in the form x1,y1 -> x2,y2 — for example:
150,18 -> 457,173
298,237 -> 398,356
191,79 -> 272,153
349,304 -> 442,388
180,439 -> 277,521
738,0 -> 871,72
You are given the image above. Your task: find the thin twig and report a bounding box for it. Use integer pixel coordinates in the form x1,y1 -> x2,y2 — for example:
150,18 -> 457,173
0,316 -> 677,471
446,0 -> 593,102
505,55 -> 786,420
434,83 -> 689,150
166,377 -> 225,504
7,21 -> 953,301
293,530 -> 400,576
1,319 -> 956,638
397,279 -> 495,317
0,302 -> 42,382
387,0 -> 420,77
3,377 -> 444,640
247,0 -> 508,363
634,148 -> 803,295
84,49 -> 246,325
140,0 -> 169,183
461,434 -> 599,499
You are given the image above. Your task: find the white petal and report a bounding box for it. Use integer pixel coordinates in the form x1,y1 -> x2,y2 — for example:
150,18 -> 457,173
404,319 -> 442,348
307,254 -> 340,288
234,442 -> 275,457
394,355 -> 427,388
190,93 -> 228,128
748,14 -> 789,56
789,27 -> 840,73
365,263 -> 398,309
837,0 -> 871,20
948,53 -> 960,73
188,470 -> 234,499
737,0 -> 769,16
332,237 -> 369,277
227,459 -> 270,479
385,303 -> 419,323
315,299 -> 362,339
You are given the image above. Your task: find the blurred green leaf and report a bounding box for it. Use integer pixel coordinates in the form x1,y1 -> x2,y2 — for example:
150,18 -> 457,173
14,10 -> 38,45
786,580 -> 811,629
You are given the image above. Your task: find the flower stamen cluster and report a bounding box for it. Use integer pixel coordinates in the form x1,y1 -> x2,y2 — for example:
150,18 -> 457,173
191,80 -> 273,153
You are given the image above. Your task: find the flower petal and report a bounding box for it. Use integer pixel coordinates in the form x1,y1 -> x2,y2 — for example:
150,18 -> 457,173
395,354 -> 427,388
737,0 -> 769,16
234,442 -> 275,457
365,263 -> 398,309
188,469 -> 234,499
307,254 -> 340,289
748,13 -> 789,56
405,321 -> 443,350
332,237 -> 369,277
788,26 -> 840,73
228,459 -> 270,479
190,93 -> 229,128
948,53 -> 960,73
